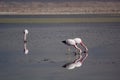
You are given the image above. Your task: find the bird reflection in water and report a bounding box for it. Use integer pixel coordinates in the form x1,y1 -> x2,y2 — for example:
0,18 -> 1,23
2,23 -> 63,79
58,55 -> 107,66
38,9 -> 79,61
63,51 -> 88,70
62,38 -> 88,69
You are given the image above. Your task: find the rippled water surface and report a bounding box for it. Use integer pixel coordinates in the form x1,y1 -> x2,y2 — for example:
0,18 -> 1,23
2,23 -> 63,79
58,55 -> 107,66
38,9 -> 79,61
0,17 -> 120,80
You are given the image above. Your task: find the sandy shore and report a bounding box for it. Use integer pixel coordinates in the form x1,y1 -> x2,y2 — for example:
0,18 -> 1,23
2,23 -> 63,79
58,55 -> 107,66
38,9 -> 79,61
0,1 -> 120,15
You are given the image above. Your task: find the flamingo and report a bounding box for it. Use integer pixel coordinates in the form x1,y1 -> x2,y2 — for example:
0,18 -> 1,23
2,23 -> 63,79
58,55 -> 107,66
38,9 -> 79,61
62,38 -> 88,54
23,29 -> 29,54
62,38 -> 88,69
24,29 -> 29,43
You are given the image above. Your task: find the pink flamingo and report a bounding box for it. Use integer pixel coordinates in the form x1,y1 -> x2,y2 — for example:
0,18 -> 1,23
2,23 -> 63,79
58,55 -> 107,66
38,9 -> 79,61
23,29 -> 29,54
62,38 -> 88,54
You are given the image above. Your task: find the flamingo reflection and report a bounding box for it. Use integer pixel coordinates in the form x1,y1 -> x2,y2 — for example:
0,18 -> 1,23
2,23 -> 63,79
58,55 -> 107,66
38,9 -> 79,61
63,52 -> 88,70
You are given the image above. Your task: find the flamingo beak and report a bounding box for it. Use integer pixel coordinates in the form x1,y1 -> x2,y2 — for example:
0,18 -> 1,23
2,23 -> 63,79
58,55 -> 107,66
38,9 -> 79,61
62,40 -> 66,44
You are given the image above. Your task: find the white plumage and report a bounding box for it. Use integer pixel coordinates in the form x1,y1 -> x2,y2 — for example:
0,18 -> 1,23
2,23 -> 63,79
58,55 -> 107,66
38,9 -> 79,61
62,38 -> 83,53
73,38 -> 82,44
62,38 -> 82,46
24,29 -> 29,34
24,29 -> 29,42
66,39 -> 76,46
23,29 -> 29,55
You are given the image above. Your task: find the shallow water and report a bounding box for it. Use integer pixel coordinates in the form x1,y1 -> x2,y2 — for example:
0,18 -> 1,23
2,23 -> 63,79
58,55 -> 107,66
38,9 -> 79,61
0,22 -> 120,80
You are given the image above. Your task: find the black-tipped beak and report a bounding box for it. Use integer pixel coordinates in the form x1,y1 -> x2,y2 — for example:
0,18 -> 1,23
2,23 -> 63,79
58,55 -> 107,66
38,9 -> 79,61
62,40 -> 66,44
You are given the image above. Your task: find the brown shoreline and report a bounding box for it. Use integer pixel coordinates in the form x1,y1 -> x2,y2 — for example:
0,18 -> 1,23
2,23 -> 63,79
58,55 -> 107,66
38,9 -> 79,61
0,1 -> 120,15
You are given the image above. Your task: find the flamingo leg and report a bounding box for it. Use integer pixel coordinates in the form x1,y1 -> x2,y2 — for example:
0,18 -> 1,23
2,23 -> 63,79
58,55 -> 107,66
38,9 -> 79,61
74,45 -> 82,55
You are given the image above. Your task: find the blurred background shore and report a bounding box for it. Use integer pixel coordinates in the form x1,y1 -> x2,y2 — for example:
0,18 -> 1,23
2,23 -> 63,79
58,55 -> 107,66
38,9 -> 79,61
0,0 -> 120,15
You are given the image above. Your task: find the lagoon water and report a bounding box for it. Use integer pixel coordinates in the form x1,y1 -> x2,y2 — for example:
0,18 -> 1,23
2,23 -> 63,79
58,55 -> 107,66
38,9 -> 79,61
0,15 -> 120,80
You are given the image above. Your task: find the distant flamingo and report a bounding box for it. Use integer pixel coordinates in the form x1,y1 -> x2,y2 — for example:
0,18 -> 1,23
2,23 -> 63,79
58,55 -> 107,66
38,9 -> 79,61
62,38 -> 88,54
24,29 -> 29,43
23,29 -> 29,54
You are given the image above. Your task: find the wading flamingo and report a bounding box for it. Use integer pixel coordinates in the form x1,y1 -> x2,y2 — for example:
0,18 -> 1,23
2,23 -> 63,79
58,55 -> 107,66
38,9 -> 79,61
23,29 -> 29,54
62,38 -> 88,54
62,38 -> 88,69
24,29 -> 29,43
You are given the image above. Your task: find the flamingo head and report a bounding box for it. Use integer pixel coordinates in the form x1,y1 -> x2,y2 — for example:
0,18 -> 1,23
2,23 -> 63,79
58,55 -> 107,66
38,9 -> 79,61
24,29 -> 29,34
